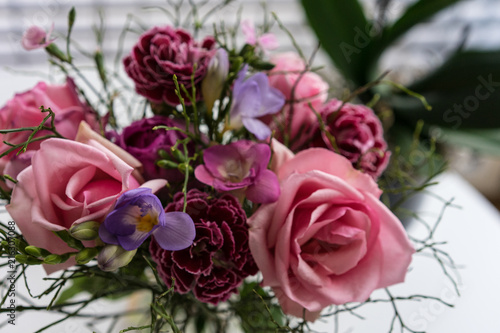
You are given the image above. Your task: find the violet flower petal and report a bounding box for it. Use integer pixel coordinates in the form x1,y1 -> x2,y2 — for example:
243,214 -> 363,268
230,65 -> 285,139
98,223 -> 120,245
242,117 -> 271,140
117,229 -> 153,251
233,64 -> 248,94
152,211 -> 196,251
248,73 -> 284,117
245,169 -> 280,203
114,187 -> 151,209
103,207 -> 138,236
100,188 -> 172,251
230,81 -> 261,128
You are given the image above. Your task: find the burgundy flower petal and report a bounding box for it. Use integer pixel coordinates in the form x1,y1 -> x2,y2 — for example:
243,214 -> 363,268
312,99 -> 390,179
124,26 -> 216,106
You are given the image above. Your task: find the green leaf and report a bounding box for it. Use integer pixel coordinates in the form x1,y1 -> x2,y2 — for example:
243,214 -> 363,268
382,0 -> 463,48
236,282 -> 285,332
54,230 -> 84,250
438,128 -> 500,155
392,50 -> 500,129
300,0 -> 370,86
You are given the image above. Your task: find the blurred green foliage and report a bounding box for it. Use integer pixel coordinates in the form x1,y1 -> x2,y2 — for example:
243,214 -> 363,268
301,0 -> 500,154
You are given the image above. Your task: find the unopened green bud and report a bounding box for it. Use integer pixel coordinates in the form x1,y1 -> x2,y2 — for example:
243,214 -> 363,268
94,50 -> 107,85
75,247 -> 99,265
158,149 -> 169,159
250,60 -> 275,71
68,7 -> 76,32
231,56 -> 244,73
202,49 -> 229,114
157,160 -> 179,169
171,147 -> 186,162
44,253 -> 70,265
45,43 -> 69,62
1,240 -> 8,251
13,238 -> 28,254
69,221 -> 101,241
16,254 -> 43,265
97,245 -> 136,272
178,163 -> 193,174
24,246 -> 50,258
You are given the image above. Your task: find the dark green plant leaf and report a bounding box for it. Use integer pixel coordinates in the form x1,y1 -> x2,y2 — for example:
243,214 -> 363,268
392,50 -> 500,129
300,0 -> 371,86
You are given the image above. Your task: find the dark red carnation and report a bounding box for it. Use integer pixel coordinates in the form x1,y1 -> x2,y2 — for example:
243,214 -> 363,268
150,189 -> 258,304
312,99 -> 390,179
123,26 -> 216,106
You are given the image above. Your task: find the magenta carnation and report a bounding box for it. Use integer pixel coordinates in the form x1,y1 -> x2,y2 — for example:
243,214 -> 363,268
150,189 -> 258,304
313,99 -> 390,179
123,26 -> 216,106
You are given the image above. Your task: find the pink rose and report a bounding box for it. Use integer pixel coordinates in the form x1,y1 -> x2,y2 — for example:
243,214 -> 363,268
0,77 -> 99,176
264,52 -> 329,150
248,148 -> 414,320
6,136 -> 165,274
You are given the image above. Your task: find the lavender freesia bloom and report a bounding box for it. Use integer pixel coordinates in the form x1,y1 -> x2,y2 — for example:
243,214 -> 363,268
194,140 -> 280,203
99,188 -> 195,251
229,65 -> 285,140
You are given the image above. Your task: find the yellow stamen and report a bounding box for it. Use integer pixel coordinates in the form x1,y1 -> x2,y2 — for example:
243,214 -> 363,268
136,214 -> 158,232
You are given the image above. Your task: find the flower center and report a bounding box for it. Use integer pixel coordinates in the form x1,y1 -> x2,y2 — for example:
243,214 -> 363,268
223,158 -> 251,183
136,213 -> 158,232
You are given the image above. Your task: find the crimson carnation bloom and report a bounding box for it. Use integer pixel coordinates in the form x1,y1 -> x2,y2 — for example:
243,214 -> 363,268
123,26 -> 216,106
313,99 -> 390,179
150,190 -> 258,304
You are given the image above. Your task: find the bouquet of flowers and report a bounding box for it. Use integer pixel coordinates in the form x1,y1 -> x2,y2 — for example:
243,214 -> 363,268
0,1 -> 456,332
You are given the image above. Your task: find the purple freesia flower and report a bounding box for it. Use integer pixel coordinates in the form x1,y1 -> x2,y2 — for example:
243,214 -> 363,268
229,65 -> 285,140
194,140 -> 280,203
99,188 -> 195,251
